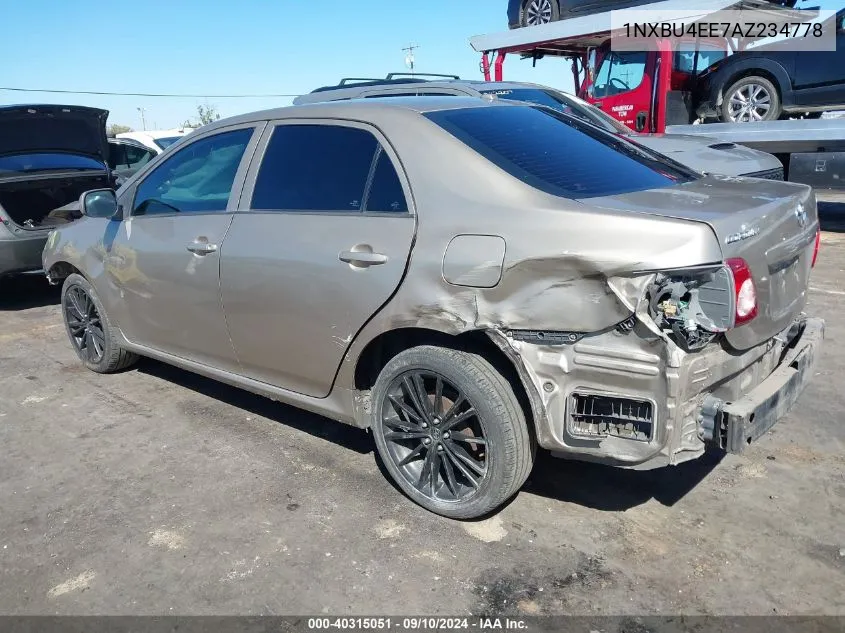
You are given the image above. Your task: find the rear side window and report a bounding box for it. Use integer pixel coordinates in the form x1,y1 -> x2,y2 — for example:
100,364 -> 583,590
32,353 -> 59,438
425,106 -> 694,199
251,124 -> 408,213
366,149 -> 408,212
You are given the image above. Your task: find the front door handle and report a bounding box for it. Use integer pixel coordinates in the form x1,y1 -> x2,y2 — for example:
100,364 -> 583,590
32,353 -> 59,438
187,239 -> 218,255
338,250 -> 388,266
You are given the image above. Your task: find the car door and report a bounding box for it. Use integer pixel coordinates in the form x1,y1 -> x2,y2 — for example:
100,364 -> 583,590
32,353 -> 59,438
219,120 -> 416,398
589,49 -> 653,131
105,123 -> 263,368
789,13 -> 845,107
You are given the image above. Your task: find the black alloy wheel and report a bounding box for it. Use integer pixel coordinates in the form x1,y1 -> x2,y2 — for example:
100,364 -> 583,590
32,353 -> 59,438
60,273 -> 138,373
64,284 -> 106,364
380,370 -> 489,502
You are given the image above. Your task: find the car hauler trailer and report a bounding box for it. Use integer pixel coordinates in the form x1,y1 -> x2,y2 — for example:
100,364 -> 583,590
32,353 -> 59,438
469,0 -> 845,189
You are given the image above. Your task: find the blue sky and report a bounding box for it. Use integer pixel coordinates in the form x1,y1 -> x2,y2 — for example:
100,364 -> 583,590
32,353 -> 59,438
0,0 -> 572,130
2,0 -> 841,131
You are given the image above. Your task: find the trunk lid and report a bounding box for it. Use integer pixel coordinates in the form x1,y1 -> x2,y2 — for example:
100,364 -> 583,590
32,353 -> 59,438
633,135 -> 778,178
0,105 -> 109,162
586,176 -> 819,351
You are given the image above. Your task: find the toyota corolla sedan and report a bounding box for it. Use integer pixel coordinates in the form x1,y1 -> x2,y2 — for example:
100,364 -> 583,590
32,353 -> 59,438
43,98 -> 823,519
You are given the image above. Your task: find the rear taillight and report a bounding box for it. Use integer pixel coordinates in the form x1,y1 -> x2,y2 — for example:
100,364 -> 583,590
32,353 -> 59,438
812,229 -> 821,268
727,258 -> 758,326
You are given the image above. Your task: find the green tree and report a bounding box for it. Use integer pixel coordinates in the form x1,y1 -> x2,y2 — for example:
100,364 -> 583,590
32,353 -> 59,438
182,104 -> 221,128
107,123 -> 133,137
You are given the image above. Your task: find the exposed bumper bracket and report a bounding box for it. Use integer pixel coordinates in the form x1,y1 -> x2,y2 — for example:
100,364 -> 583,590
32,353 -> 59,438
699,317 -> 825,454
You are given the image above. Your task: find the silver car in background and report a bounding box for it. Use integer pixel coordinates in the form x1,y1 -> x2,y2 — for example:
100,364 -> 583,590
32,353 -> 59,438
294,77 -> 786,180
43,97 -> 823,519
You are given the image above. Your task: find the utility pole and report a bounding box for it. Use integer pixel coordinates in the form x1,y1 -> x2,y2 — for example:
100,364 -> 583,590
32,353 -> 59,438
137,107 -> 147,131
402,44 -> 419,75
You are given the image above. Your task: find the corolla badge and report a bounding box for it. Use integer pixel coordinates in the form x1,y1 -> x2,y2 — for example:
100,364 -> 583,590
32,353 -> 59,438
726,224 -> 760,245
795,203 -> 808,228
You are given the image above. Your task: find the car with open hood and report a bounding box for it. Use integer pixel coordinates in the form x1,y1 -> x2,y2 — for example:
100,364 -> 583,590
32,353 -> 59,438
0,104 -> 118,278
43,97 -> 823,519
294,77 -> 786,180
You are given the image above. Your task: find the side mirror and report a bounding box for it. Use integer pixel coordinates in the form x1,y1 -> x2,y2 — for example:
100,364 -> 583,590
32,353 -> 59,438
79,189 -> 120,219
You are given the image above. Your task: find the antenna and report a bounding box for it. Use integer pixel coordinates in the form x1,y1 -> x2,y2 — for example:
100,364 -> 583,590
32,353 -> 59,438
402,44 -> 419,75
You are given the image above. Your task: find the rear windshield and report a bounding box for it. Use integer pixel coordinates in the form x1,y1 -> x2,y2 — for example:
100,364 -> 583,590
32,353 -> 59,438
479,87 -> 633,135
424,106 -> 696,199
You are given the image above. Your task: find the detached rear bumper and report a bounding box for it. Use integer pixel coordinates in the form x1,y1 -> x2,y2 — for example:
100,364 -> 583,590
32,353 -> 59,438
699,317 -> 825,454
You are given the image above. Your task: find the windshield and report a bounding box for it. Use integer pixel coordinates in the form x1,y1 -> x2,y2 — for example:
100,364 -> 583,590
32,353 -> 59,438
0,152 -> 106,174
425,105 -> 697,200
479,87 -> 633,135
154,136 -> 183,150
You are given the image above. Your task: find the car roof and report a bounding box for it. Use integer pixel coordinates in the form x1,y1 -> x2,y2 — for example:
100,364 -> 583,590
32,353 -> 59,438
197,96 -> 520,133
119,129 -> 190,139
292,79 -> 555,105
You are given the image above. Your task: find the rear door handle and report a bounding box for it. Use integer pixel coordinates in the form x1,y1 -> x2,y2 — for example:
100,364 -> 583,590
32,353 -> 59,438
187,240 -> 218,255
338,251 -> 388,266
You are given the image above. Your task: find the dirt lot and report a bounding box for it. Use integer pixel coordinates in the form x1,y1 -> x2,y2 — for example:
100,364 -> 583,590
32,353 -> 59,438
1,210 -> 843,617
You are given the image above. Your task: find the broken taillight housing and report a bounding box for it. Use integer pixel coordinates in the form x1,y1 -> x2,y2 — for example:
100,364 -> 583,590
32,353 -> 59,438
726,257 -> 758,326
812,229 -> 821,268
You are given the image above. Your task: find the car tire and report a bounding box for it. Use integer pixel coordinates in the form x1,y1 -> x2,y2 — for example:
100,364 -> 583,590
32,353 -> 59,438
371,345 -> 535,519
61,273 -> 139,374
720,76 -> 782,123
521,0 -> 559,27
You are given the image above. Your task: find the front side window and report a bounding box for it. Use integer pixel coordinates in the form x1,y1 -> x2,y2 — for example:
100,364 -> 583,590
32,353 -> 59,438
251,124 -> 408,213
592,51 -> 648,98
425,105 -> 695,199
133,128 -> 253,216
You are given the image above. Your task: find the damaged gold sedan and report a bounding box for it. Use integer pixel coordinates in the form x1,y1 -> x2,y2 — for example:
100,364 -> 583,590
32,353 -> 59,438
42,97 -> 824,518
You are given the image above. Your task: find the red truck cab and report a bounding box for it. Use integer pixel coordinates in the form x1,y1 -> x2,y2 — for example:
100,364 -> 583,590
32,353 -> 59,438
578,38 -> 730,132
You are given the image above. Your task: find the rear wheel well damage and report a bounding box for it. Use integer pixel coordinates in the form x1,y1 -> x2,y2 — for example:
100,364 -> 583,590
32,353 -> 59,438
353,327 -> 540,437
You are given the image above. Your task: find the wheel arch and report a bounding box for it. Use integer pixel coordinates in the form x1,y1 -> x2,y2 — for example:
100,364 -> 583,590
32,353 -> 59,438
353,326 -> 540,438
714,59 -> 792,109
46,261 -> 85,285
